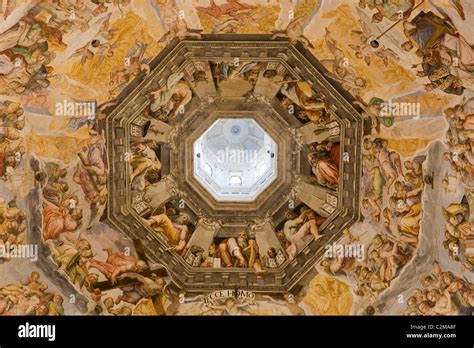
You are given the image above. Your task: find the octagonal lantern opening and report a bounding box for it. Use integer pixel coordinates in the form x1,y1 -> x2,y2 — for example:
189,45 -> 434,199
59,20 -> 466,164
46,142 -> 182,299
193,118 -> 277,202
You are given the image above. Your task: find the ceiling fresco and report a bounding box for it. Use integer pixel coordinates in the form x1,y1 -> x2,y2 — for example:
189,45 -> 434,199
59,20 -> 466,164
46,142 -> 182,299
0,0 -> 473,321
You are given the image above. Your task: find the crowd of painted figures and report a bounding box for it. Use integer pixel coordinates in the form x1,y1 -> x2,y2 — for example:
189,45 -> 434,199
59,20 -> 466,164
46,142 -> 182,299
0,16 -> 54,96
0,0 -> 136,96
317,135 -> 426,299
0,101 -> 25,179
0,199 -> 26,262
39,137 -> 171,315
442,99 -> 474,273
0,272 -> 64,315
444,99 -> 474,182
442,196 -> 473,271
404,262 -> 473,315
359,0 -> 473,94
42,128 -> 107,242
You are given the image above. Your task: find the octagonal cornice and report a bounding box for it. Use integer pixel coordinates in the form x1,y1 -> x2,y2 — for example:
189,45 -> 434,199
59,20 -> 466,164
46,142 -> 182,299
104,35 -> 364,293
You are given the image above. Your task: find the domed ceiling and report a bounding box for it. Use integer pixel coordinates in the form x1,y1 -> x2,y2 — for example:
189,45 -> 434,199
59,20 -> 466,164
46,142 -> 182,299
2,0 -> 472,321
105,36 -> 363,292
